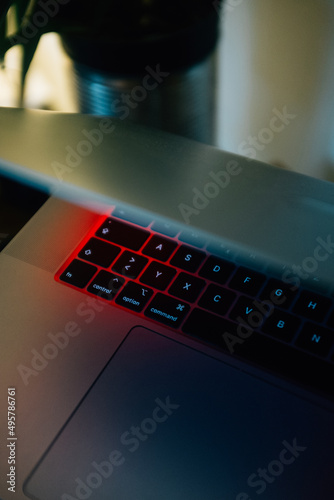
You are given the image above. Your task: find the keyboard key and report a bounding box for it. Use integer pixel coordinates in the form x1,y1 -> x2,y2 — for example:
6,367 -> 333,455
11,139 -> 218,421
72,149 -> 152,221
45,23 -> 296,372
96,218 -> 149,251
230,296 -> 271,329
206,241 -> 234,260
261,310 -> 301,342
259,278 -> 298,309
145,294 -> 190,328
78,238 -> 121,268
178,230 -> 206,248
168,273 -> 205,303
170,245 -> 205,273
183,309 -> 334,398
112,251 -> 148,278
242,252 -> 266,272
140,261 -> 176,290
142,235 -> 177,262
183,308 -> 271,357
116,282 -> 153,312
87,270 -> 124,300
292,290 -> 332,323
198,284 -> 236,316
182,308 -> 239,346
228,267 -> 266,296
151,220 -> 179,237
111,207 -> 151,227
199,256 -> 235,285
326,309 -> 334,329
60,259 -> 97,289
295,322 -> 333,357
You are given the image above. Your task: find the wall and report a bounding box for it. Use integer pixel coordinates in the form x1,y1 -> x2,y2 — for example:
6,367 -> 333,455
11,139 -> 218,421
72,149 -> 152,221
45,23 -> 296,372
217,0 -> 334,180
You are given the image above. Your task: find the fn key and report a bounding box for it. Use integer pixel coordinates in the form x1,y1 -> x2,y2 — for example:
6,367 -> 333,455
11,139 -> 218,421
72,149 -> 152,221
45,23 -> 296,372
59,259 -> 97,288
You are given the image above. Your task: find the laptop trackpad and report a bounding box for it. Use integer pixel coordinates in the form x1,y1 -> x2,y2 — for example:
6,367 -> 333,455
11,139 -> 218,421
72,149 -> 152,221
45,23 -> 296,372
24,327 -> 334,500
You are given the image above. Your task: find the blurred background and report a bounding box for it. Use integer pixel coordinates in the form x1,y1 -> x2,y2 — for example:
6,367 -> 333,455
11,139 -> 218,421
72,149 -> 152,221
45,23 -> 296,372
1,0 -> 334,180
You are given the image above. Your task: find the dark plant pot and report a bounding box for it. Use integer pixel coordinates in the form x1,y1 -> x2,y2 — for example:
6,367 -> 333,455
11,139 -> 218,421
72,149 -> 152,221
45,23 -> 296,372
61,3 -> 222,144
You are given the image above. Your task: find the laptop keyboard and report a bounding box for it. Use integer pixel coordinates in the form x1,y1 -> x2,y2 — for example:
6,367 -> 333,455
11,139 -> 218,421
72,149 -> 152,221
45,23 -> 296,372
56,209 -> 334,399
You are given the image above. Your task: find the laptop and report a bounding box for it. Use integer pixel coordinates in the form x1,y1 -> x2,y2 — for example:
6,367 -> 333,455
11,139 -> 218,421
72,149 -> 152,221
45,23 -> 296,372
0,107 -> 333,500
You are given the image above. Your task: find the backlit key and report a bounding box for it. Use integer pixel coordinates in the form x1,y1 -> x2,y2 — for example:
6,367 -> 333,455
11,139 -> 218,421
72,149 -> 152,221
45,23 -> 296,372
60,260 -> 97,289
199,256 -> 235,285
142,235 -> 177,261
140,262 -> 176,290
78,238 -> 120,268
116,282 -> 153,312
87,270 -> 124,300
170,245 -> 205,273
198,284 -> 236,316
168,273 -> 205,303
112,251 -> 148,278
96,218 -> 149,251
145,294 -> 190,328
295,322 -> 333,357
293,291 -> 331,323
228,267 -> 266,296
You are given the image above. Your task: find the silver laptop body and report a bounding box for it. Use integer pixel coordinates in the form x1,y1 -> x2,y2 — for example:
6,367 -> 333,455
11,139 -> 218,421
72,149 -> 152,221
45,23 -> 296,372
0,108 -> 333,500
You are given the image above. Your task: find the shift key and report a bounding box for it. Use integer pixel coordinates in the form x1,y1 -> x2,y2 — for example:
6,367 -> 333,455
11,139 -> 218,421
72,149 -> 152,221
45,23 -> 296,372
145,293 -> 190,328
